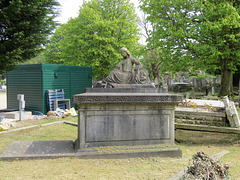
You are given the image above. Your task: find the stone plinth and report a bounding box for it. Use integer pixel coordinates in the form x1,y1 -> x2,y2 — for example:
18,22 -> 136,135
73,89 -> 182,150
0,111 -> 32,120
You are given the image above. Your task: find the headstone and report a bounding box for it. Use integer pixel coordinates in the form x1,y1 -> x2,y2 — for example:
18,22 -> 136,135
223,96 -> 240,128
212,86 -> 215,96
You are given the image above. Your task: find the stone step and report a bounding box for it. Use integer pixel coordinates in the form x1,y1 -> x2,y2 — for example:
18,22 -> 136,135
175,109 -> 227,126
175,118 -> 226,126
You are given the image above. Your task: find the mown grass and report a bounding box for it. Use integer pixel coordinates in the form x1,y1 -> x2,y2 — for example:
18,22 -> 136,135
0,119 -> 77,154
0,118 -> 240,179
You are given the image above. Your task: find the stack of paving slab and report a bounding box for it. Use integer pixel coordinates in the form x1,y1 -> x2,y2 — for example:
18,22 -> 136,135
175,99 -> 227,127
0,111 -> 32,121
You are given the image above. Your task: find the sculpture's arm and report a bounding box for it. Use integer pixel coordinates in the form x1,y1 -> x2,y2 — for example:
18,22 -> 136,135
131,56 -> 142,70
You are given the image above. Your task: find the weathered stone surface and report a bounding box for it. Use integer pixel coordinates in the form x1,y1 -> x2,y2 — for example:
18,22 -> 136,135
0,141 -> 74,160
84,87 -> 165,93
223,96 -> 240,128
0,140 -> 182,160
175,124 -> 240,134
73,89 -> 182,150
176,129 -> 240,144
73,91 -> 182,104
175,108 -> 226,126
183,99 -> 224,108
97,47 -> 152,87
175,124 -> 240,144
102,83 -> 155,89
75,146 -> 182,159
0,111 -> 32,120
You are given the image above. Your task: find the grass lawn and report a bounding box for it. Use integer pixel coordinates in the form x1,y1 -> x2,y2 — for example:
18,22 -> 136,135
0,117 -> 240,179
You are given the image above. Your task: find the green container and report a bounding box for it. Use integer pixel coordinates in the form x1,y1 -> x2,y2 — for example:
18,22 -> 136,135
7,64 -> 92,114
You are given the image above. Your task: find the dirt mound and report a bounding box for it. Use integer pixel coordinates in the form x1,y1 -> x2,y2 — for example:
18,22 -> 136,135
182,151 -> 230,179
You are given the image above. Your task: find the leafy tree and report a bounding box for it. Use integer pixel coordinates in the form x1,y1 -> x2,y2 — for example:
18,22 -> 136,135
44,0 -> 140,79
138,14 -> 168,83
140,0 -> 240,96
140,47 -> 162,82
22,53 -> 45,65
0,0 -> 60,74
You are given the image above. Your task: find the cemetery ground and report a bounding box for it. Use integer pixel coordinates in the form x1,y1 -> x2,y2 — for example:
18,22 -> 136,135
0,117 -> 240,179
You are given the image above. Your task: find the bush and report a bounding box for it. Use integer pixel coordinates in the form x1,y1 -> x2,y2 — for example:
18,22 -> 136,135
0,80 -> 6,85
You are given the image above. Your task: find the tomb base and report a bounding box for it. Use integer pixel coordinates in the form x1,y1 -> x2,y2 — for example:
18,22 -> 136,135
73,88 -> 182,154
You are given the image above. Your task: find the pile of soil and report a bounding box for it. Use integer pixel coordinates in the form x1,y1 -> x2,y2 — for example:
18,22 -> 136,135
182,151 -> 230,179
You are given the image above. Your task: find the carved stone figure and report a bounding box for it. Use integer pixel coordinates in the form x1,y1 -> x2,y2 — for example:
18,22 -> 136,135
98,47 -> 152,88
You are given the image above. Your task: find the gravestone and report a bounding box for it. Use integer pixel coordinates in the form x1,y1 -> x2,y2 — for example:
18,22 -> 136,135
73,48 -> 182,158
223,96 -> 240,128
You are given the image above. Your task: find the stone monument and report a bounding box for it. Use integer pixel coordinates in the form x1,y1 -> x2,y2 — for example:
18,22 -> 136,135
94,47 -> 154,88
73,47 -> 182,158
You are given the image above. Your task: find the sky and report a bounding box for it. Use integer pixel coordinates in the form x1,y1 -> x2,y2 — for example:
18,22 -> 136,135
55,0 -> 146,44
56,0 -> 141,24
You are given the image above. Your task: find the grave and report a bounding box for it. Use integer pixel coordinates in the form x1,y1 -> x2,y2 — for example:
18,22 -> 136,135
73,88 -> 182,149
73,47 -> 183,158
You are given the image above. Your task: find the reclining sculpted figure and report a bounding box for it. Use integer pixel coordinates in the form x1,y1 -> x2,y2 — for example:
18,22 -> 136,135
101,47 -> 152,87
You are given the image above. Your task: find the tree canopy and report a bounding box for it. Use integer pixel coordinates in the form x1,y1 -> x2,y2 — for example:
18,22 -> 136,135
0,0 -> 59,74
140,0 -> 240,96
44,0 -> 140,79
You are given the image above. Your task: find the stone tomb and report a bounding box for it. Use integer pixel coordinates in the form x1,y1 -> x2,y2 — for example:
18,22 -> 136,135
73,88 -> 182,157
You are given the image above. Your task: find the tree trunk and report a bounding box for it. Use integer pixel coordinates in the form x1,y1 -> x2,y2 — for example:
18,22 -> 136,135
219,59 -> 233,96
151,62 -> 161,83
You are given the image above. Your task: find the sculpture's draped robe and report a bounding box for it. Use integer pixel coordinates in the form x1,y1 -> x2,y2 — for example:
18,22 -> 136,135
104,55 -> 151,84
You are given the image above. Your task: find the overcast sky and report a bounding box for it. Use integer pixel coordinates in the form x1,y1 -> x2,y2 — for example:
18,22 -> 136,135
56,0 -> 141,24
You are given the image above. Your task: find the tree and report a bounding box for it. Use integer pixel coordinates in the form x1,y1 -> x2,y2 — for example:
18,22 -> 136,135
138,14 -> 168,83
140,47 -> 163,82
0,0 -> 59,74
44,0 -> 140,79
140,0 -> 240,96
138,14 -> 160,82
22,53 -> 45,65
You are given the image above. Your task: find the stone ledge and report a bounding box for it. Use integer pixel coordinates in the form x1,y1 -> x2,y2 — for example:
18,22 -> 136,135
175,110 -> 225,117
175,124 -> 240,144
75,148 -> 182,159
85,88 -> 165,93
0,140 -> 182,160
0,140 -> 74,161
0,111 -> 32,120
175,123 -> 240,134
73,93 -> 182,104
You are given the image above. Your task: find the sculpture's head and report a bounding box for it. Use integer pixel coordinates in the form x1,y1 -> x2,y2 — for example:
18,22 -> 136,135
119,47 -> 130,58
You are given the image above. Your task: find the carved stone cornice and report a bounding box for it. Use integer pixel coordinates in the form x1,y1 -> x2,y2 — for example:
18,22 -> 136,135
73,93 -> 182,104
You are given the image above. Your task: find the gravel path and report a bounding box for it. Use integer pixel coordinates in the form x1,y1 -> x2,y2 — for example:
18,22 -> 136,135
0,92 -> 7,109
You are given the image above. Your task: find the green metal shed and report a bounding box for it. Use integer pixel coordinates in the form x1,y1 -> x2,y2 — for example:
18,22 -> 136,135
7,64 -> 92,114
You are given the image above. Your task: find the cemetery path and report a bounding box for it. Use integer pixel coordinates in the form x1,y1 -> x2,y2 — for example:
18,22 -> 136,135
0,92 -> 6,109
